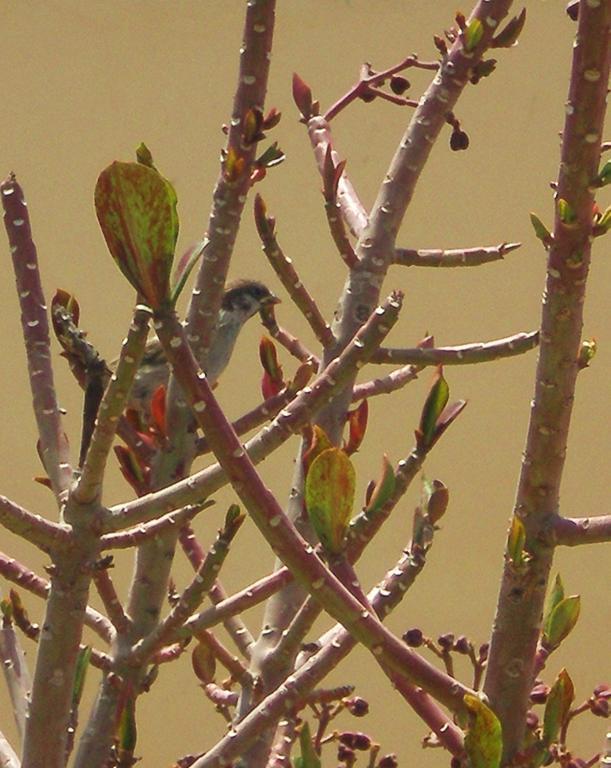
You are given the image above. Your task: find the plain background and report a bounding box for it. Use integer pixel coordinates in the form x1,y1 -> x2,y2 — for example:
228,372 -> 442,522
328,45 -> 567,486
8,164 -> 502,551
1,2 -> 609,766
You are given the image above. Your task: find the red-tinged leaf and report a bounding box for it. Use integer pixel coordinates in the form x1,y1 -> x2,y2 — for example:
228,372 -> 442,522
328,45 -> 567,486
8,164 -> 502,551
543,669 -> 574,744
256,142 -> 285,169
463,694 -> 503,768
427,399 -> 467,449
343,399 -> 368,455
491,8 -> 526,48
305,447 -> 356,555
259,336 -> 283,380
95,161 -> 178,309
365,454 -> 396,515
191,639 -> 216,684
418,367 -> 450,450
323,145 -> 335,200
292,72 -> 314,121
223,146 -> 245,183
542,595 -> 581,651
114,445 -> 147,493
302,425 -> 333,477
34,476 -> 53,489
424,479 -> 449,524
262,107 -> 282,130
289,361 -> 314,393
170,238 -> 206,305
243,106 -> 264,145
52,289 -> 80,326
261,369 -> 283,400
254,193 -> 275,239
150,384 -> 166,437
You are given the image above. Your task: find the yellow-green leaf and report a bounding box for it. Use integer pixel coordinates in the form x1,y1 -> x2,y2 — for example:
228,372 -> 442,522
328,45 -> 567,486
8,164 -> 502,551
543,668 -> 574,744
492,8 -> 526,48
542,594 -> 581,651
95,161 -> 179,308
464,693 -> 503,768
418,367 -> 449,449
295,722 -> 321,768
530,213 -> 552,246
305,447 -> 356,555
464,18 -> 484,52
507,517 -> 526,567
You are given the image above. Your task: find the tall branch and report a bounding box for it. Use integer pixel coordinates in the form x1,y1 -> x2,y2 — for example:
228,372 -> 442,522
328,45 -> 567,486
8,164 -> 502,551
483,3 -> 610,760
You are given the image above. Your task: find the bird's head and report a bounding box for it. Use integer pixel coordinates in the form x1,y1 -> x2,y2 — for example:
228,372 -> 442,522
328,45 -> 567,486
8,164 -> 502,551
220,279 -> 280,326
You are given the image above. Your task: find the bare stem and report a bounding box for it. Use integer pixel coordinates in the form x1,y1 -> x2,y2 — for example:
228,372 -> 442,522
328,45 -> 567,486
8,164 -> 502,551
1,175 -> 72,502
393,242 -> 521,267
552,514 -> 611,547
483,3 -> 610,760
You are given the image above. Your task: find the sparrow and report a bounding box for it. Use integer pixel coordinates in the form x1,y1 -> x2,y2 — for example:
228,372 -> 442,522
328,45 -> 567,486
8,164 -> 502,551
128,279 -> 280,413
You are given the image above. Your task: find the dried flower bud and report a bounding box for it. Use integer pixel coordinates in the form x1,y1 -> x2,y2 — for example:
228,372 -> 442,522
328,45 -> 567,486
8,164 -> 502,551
566,1 -> 579,21
453,635 -> 471,655
593,684 -> 611,697
344,696 -> 369,717
525,711 -> 539,729
338,731 -> 371,751
438,633 -> 455,650
590,697 -> 609,717
478,643 -> 489,661
378,755 -> 398,768
337,743 -> 355,762
530,682 -> 550,704
390,75 -> 410,95
402,628 -> 424,647
450,128 -> 470,151
359,90 -> 376,103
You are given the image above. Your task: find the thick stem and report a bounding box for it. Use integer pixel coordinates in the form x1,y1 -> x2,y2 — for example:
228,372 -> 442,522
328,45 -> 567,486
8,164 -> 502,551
483,2 -> 610,761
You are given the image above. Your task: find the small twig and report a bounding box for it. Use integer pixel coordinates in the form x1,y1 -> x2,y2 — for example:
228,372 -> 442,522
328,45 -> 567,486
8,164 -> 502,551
0,621 -> 32,743
322,146 -> 358,268
551,514 -> 611,546
0,730 -> 19,768
92,569 -> 130,635
254,195 -> 334,347
179,526 -> 255,658
0,552 -> 113,644
101,503 -> 209,547
1,174 -> 72,501
260,306 -> 321,366
394,242 -> 521,267
128,509 -> 244,665
196,387 -> 293,456
352,363 -> 420,400
195,629 -> 251,685
0,495 -> 71,552
306,118 -> 368,237
324,55 -> 439,122
372,330 -> 539,365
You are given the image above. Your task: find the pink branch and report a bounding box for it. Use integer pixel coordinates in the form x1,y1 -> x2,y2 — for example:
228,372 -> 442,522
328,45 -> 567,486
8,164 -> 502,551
552,514 -> 611,546
394,241 -> 521,267
1,175 -> 72,501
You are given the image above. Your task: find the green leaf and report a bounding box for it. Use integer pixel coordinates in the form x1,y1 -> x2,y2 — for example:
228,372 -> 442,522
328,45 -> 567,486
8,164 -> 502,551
295,722 -> 321,768
95,160 -> 179,308
72,646 -> 91,708
464,18 -> 484,52
305,447 -> 356,555
530,213 -> 552,247
557,198 -> 576,224
544,574 -> 565,620
135,142 -> 155,169
364,454 -> 396,515
542,594 -> 581,651
418,367 -> 449,449
118,696 -> 137,752
507,517 -> 526,567
594,160 -> 611,187
596,205 -> 611,233
463,694 -> 503,768
543,668 -> 574,744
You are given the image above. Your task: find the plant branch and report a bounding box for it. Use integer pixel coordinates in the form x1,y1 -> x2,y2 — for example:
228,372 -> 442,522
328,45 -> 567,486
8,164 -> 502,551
483,3 -> 610,760
372,330 -> 539,365
100,503 -> 209,546
254,194 -> 334,347
0,495 -> 71,552
74,304 -> 151,504
551,514 -> 611,546
394,241 -> 521,267
1,175 -> 72,502
0,620 -> 31,744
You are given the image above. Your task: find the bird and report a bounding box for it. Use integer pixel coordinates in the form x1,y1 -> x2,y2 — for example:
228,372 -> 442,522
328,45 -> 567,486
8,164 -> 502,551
127,278 -> 280,414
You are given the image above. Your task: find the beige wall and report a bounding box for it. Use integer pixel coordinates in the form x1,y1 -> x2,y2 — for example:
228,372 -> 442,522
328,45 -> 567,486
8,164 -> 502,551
1,3 -> 609,765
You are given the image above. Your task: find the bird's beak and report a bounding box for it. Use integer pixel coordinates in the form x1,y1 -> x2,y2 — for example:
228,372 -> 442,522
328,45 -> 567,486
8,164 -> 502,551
262,293 -> 281,306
